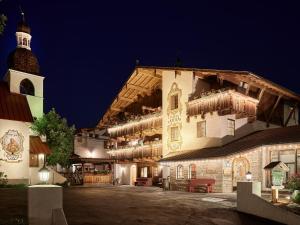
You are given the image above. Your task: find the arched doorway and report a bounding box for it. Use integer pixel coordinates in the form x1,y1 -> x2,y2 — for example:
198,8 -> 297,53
232,157 -> 250,189
130,165 -> 137,185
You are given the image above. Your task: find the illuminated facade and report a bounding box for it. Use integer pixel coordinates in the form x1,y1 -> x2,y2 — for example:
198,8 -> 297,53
0,15 -> 65,185
98,66 -> 300,192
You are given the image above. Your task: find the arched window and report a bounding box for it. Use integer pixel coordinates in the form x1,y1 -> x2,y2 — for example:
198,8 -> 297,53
188,164 -> 196,179
176,165 -> 184,179
20,79 -> 35,96
23,38 -> 27,46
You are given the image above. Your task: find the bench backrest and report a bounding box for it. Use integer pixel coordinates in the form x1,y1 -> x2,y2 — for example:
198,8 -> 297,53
188,179 -> 215,185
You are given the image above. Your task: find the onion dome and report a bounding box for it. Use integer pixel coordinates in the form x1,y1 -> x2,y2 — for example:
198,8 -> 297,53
17,20 -> 31,34
7,48 -> 40,75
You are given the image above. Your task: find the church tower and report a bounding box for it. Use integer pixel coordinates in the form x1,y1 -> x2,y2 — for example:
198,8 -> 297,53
5,12 -> 44,119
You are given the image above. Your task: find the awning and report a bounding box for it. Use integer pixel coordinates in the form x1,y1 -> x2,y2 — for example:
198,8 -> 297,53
30,136 -> 52,155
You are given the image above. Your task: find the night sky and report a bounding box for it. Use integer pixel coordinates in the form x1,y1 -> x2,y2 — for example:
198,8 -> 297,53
1,1 -> 300,128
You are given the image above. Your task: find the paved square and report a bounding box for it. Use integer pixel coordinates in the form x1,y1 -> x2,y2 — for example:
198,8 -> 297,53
63,186 -> 282,225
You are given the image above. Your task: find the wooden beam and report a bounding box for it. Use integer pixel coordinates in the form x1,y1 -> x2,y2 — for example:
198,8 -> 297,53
258,88 -> 265,102
110,107 -> 121,112
118,96 -> 134,103
126,83 -> 149,93
245,84 -> 251,96
266,95 -> 282,127
284,103 -> 298,127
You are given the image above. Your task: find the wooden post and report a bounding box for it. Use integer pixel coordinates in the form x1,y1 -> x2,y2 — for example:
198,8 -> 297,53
267,95 -> 282,127
284,103 -> 298,127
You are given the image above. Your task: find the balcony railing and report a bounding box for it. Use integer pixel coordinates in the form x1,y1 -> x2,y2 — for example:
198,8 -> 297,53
107,111 -> 162,137
187,89 -> 258,118
107,140 -> 162,161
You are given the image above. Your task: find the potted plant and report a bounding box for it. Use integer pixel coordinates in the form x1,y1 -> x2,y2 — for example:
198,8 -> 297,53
287,174 -> 300,204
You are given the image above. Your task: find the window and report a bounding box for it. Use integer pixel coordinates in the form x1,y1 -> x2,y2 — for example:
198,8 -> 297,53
30,154 -> 39,167
20,79 -> 35,96
141,167 -> 148,178
197,121 -> 206,137
18,37 -> 22,45
171,126 -> 179,141
228,119 -> 235,136
170,94 -> 179,110
23,38 -> 27,46
153,167 -> 158,177
176,165 -> 184,179
188,164 -> 196,179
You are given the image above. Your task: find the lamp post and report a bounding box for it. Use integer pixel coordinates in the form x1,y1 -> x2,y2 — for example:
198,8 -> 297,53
246,171 -> 252,182
38,154 -> 50,184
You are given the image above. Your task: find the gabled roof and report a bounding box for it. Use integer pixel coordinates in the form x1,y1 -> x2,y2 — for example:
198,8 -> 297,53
0,81 -> 33,122
160,126 -> 300,162
264,161 -> 290,171
30,136 -> 52,155
97,66 -> 300,128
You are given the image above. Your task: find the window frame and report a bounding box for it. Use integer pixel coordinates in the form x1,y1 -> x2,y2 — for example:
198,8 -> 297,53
170,94 -> 179,110
171,126 -> 179,142
227,119 -> 235,136
197,121 -> 206,138
176,164 -> 184,180
29,153 -> 39,167
188,164 -> 196,180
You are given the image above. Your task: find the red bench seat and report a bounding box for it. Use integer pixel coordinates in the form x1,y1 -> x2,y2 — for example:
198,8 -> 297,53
187,178 -> 215,193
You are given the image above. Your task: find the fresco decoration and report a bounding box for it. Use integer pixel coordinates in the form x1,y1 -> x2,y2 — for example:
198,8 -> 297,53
167,82 -> 182,116
167,82 -> 183,151
0,130 -> 24,162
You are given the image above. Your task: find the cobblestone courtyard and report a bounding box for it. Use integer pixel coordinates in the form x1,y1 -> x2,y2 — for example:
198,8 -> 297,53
0,186 -> 284,225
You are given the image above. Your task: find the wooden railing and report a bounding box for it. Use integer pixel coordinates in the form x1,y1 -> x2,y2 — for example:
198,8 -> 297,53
107,141 -> 162,161
187,89 -> 258,118
84,173 -> 112,184
107,112 -> 162,137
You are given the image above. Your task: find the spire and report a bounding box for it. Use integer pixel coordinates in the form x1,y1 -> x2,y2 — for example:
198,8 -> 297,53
15,7 -> 32,50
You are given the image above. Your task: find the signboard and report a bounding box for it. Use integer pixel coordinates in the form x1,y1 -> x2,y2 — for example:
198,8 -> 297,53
0,130 -> 24,162
272,170 -> 284,187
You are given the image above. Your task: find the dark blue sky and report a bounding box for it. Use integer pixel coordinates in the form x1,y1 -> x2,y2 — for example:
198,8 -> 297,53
1,1 -> 300,128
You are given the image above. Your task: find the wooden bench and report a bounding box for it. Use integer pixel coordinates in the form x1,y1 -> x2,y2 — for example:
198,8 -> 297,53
134,177 -> 152,186
187,179 -> 215,193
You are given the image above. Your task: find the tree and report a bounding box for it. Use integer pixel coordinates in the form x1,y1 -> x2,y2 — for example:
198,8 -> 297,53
0,14 -> 7,35
31,108 -> 75,168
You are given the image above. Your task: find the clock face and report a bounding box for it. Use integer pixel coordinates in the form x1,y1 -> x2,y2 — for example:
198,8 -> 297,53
1,130 -> 24,162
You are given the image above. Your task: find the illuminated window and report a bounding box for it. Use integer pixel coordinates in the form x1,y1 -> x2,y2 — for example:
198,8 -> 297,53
176,165 -> 184,179
153,167 -> 158,176
197,121 -> 206,137
171,126 -> 179,141
141,167 -> 148,178
227,119 -> 235,136
18,37 -> 22,45
188,164 -> 196,179
30,154 -> 39,167
20,79 -> 35,96
170,94 -> 179,110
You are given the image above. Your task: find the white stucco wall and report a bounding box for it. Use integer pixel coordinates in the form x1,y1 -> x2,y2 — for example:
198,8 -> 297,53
5,69 -> 44,119
0,119 -> 30,183
74,136 -> 109,159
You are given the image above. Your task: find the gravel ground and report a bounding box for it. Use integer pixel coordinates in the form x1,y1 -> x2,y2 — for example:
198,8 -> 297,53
0,186 -> 285,225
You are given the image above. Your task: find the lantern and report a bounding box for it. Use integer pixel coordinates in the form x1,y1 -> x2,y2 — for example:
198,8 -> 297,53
39,165 -> 50,183
246,171 -> 252,181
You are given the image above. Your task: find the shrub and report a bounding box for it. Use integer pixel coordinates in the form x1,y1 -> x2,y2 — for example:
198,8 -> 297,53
287,174 -> 300,192
0,171 -> 8,185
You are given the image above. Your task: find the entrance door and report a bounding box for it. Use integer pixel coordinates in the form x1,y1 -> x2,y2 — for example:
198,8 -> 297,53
130,165 -> 137,185
232,157 -> 250,188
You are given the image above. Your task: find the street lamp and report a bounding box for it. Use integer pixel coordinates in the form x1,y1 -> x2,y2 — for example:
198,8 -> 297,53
246,171 -> 252,181
38,154 -> 49,183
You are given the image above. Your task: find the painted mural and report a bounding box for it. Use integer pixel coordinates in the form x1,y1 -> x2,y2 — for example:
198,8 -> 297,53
0,130 -> 24,162
167,82 -> 183,151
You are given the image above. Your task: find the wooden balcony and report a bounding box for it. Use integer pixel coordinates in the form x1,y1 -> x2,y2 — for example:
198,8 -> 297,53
187,89 -> 258,118
107,112 -> 162,138
107,141 -> 162,161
